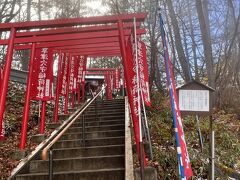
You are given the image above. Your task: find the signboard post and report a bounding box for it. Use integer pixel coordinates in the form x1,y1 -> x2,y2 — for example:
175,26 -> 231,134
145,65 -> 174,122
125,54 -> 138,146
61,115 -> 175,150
177,80 -> 215,179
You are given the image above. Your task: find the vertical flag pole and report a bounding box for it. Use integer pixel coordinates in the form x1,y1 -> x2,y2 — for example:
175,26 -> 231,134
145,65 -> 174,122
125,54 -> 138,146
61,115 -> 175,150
72,92 -> 75,108
159,13 -> 186,179
134,17 -> 145,180
140,90 -> 153,160
39,100 -> 46,134
77,83 -> 81,104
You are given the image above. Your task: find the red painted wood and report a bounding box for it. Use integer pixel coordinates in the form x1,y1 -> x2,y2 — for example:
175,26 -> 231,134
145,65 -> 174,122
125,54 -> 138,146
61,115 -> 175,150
0,13 -> 146,30
15,22 -> 140,37
55,42 -> 119,50
14,37 -> 120,50
0,29 -> 145,45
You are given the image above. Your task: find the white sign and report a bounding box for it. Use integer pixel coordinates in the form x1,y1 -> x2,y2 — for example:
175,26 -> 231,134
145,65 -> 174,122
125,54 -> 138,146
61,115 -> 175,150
179,90 -> 209,112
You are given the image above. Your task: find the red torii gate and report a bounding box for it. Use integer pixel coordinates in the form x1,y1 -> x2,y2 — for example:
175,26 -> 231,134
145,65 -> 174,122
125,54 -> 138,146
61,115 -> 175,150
0,12 -> 149,178
0,13 -> 146,151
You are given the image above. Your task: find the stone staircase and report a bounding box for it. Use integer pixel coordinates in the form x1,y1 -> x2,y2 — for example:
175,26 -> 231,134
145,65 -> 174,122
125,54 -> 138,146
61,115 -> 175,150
14,99 -> 126,180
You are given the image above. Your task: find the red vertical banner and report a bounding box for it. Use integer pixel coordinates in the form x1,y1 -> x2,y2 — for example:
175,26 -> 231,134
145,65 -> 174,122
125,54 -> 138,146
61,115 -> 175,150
159,14 -> 193,179
114,69 -> 121,90
138,41 -> 151,106
60,54 -> 68,96
76,56 -> 87,100
169,58 -> 193,179
69,55 -> 76,92
125,37 -> 141,154
81,58 -> 87,84
105,74 -> 112,100
77,56 -> 86,83
30,48 -> 54,101
73,56 -> 80,92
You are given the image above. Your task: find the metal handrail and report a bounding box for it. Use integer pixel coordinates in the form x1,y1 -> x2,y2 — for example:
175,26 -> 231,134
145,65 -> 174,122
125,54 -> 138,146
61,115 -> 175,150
41,85 -> 106,161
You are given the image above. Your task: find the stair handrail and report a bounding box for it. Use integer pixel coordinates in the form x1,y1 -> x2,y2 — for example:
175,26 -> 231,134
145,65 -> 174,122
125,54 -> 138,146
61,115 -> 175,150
9,85 -> 105,180
41,85 -> 106,160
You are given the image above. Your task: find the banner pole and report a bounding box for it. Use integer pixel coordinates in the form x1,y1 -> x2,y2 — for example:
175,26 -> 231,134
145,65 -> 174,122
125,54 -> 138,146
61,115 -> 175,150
82,82 -> 85,102
19,42 -> 36,150
72,92 -> 75,108
118,19 -> 143,167
140,89 -> 153,160
159,13 -> 193,179
77,83 -> 81,104
39,100 -> 46,134
134,17 -> 145,180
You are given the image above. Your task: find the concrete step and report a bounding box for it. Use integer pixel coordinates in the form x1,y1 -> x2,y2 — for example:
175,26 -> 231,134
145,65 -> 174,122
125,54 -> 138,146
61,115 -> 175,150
47,119 -> 125,129
87,105 -> 124,109
68,108 -> 77,113
16,168 -> 124,180
73,119 -> 125,127
58,114 -> 69,121
91,100 -> 124,104
60,130 -> 124,140
29,155 -> 124,173
66,124 -> 125,133
54,136 -> 125,149
88,102 -> 125,108
86,107 -> 124,111
85,110 -> 124,116
13,99 -> 126,180
52,144 -> 124,159
83,111 -> 124,118
78,114 -> 125,122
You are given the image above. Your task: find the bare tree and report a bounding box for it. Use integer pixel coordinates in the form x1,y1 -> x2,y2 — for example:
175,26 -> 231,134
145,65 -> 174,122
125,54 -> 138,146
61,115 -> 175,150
166,0 -> 191,83
195,0 -> 215,88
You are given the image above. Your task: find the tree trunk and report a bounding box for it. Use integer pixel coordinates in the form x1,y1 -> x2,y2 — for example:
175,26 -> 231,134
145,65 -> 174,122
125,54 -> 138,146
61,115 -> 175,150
38,0 -> 41,20
187,0 -> 199,80
166,0 -> 191,83
21,0 -> 31,71
195,0 -> 215,88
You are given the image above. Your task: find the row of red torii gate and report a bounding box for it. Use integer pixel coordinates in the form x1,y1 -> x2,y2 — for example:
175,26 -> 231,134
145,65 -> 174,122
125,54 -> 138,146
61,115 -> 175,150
0,13 -> 151,165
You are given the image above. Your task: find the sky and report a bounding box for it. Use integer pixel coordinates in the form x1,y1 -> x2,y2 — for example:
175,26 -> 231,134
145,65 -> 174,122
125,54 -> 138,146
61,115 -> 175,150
86,0 -> 109,16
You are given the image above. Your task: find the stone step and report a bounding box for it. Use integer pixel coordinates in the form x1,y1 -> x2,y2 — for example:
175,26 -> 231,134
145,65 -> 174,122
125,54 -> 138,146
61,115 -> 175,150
52,144 -> 124,159
83,111 -> 124,118
58,114 -> 69,121
29,155 -> 124,173
86,107 -> 124,112
47,119 -> 124,129
92,100 -> 124,104
13,99 -> 127,180
85,110 -> 124,116
73,119 -> 125,127
16,168 -> 124,180
66,124 -> 125,133
54,136 -> 125,149
60,130 -> 124,140
88,104 -> 124,109
78,114 -> 125,122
